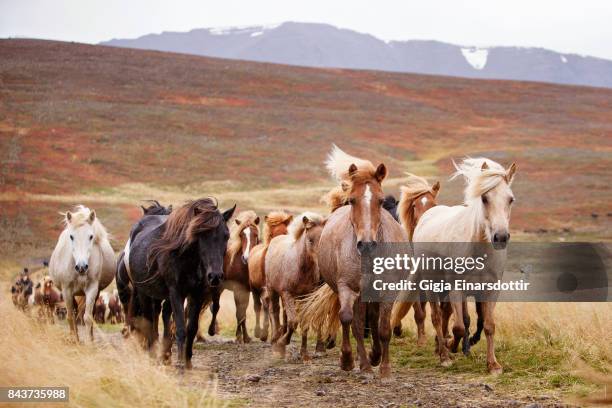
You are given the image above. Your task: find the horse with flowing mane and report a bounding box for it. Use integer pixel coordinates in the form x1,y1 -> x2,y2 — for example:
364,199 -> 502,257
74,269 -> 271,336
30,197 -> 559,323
247,210 -> 293,341
126,198 -> 235,368
299,145 -> 406,379
412,158 -> 516,374
390,173 -> 440,343
265,212 -> 326,360
49,206 -> 116,342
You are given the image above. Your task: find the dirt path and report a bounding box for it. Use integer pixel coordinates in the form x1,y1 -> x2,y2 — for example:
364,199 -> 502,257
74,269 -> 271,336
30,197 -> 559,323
177,336 -> 563,408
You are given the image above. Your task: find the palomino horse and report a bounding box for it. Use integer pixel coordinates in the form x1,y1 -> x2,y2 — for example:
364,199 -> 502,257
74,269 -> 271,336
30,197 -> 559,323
212,210 -> 260,343
390,173 -> 440,343
265,212 -> 326,360
299,145 -> 406,379
49,206 -> 116,342
247,210 -> 293,342
413,158 -> 516,374
127,198 -> 234,368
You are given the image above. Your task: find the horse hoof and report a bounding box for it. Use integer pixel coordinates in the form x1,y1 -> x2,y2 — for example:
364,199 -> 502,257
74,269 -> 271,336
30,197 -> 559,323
379,367 -> 392,382
392,325 -> 403,337
260,335 -> 268,342
417,338 -> 427,347
326,338 -> 336,350
314,351 -> 326,358
243,336 -> 252,344
254,328 -> 261,338
488,365 -> 503,376
441,359 -> 453,368
185,361 -> 193,370
368,351 -> 381,367
302,354 -> 312,364
208,328 -> 216,337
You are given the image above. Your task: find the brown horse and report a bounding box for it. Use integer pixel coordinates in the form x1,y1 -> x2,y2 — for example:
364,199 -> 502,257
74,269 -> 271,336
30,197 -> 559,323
216,210 -> 260,343
390,173 -> 440,343
265,212 -> 326,360
299,145 -> 407,379
40,276 -> 62,323
247,210 -> 293,341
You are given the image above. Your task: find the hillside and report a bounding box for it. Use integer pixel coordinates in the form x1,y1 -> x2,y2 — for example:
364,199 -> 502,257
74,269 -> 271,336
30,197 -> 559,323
101,22 -> 612,88
0,39 -> 611,268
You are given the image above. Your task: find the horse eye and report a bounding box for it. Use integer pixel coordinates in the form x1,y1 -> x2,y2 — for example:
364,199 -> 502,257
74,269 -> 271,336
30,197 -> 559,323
378,198 -> 384,206
89,235 -> 93,240
70,235 -> 74,241
348,198 -> 356,205
509,197 -> 515,205
481,196 -> 488,205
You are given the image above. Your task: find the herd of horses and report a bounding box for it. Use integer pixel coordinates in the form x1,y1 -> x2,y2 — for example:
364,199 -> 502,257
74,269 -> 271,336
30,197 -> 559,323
24,145 -> 517,379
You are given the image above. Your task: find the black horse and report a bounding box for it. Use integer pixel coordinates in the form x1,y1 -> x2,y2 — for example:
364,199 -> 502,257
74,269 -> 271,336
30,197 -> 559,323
116,201 -> 173,337
127,198 -> 234,368
382,195 -> 399,222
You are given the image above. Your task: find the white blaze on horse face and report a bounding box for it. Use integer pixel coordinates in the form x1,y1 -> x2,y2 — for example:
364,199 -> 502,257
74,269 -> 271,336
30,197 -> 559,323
242,226 -> 252,260
362,184 -> 373,238
69,222 -> 95,272
421,196 -> 429,207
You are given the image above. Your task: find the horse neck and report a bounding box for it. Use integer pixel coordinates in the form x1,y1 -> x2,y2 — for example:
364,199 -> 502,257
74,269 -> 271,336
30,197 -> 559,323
295,233 -> 317,276
455,201 -> 486,242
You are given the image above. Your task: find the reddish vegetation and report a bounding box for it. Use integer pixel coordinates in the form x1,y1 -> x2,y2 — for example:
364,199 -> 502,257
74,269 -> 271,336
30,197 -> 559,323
0,39 -> 611,259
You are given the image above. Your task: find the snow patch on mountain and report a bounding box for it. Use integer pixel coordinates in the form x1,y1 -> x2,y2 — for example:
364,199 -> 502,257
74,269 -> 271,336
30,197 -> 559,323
560,55 -> 568,63
461,47 -> 489,70
209,23 -> 281,36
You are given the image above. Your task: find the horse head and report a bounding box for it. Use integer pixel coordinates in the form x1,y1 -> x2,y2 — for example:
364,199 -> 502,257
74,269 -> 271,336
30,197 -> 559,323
65,208 -> 97,275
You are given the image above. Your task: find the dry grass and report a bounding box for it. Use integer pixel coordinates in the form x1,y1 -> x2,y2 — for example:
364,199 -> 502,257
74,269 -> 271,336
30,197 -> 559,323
0,290 -> 219,408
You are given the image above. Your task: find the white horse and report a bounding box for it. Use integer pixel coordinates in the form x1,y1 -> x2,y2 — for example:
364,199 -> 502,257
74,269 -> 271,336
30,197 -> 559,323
49,206 -> 116,342
413,157 -> 516,374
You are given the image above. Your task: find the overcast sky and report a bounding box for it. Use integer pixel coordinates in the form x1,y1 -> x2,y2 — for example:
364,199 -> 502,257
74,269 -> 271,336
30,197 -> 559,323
2,0 -> 611,60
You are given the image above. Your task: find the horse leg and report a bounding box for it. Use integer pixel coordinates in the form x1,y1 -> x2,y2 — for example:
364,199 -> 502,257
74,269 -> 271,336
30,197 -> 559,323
252,288 -> 262,339
63,288 -> 78,343
83,284 -> 98,343
185,295 -> 204,370
413,302 -> 427,346
260,288 -> 270,342
269,291 -> 282,344
234,286 -> 251,343
469,301 -> 484,346
378,301 -> 393,379
461,300 -> 471,356
390,302 -> 411,337
442,302 -> 453,339
274,292 -> 296,357
368,303 -> 381,367
161,300 -> 173,364
314,326 -> 326,356
430,301 -> 452,367
338,285 -> 358,371
448,299 -> 465,354
483,302 -> 502,374
208,288 -> 221,337
168,286 -> 186,367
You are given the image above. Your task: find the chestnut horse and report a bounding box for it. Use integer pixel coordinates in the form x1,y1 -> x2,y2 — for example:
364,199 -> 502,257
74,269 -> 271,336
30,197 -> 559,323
299,145 -> 406,379
389,173 -> 440,343
247,210 -> 293,342
413,158 -> 516,373
265,212 -> 326,360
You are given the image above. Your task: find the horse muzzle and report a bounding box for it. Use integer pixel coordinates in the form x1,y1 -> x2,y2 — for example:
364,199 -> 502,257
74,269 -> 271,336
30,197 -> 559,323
492,232 -> 510,250
356,240 -> 377,255
74,263 -> 89,274
207,273 -> 223,288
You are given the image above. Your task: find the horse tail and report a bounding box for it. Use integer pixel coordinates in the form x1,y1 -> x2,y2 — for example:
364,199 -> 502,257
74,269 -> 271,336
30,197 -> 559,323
297,284 -> 340,339
390,301 -> 413,331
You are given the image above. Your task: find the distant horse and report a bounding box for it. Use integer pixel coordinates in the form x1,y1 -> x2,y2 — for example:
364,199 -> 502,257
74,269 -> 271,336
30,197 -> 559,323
127,198 -> 234,368
94,295 -> 106,324
390,173 -> 440,343
247,210 -> 293,342
265,212 -> 326,360
108,290 -> 123,324
49,206 -> 116,342
413,158 -> 516,373
40,276 -> 62,323
382,195 -> 400,222
116,200 -> 172,336
299,145 -> 407,379
209,210 -> 260,343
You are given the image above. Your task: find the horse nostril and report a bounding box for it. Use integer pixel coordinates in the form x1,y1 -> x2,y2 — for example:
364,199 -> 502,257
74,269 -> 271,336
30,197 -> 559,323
356,241 -> 364,252
74,265 -> 80,272
83,264 -> 89,271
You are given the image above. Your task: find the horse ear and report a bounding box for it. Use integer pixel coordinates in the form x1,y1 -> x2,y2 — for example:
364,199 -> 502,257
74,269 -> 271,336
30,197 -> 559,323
235,219 -> 241,225
264,215 -> 269,223
254,216 -> 260,225
302,215 -> 310,225
223,204 -> 236,222
481,161 -> 489,171
375,163 -> 387,183
432,181 -> 441,196
140,205 -> 147,214
88,210 -> 96,224
506,163 -> 517,184
286,215 -> 294,225
66,211 -> 72,222
348,163 -> 358,177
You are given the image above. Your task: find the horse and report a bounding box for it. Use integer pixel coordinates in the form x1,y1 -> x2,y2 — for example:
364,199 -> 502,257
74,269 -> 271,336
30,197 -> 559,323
299,145 -> 407,379
94,295 -> 106,324
126,198 -> 235,368
49,206 -> 116,342
247,210 -> 293,342
265,212 -> 326,360
389,173 -> 440,343
412,158 -> 516,374
116,200 -> 172,336
108,290 -> 123,324
382,195 -> 400,222
209,210 -> 260,343
40,276 -> 62,323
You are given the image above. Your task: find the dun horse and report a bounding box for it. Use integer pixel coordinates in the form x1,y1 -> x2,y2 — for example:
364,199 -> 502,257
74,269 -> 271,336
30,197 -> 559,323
49,206 -> 116,342
299,145 -> 406,379
247,210 -> 293,341
412,158 -> 516,373
126,198 -> 234,368
265,212 -> 326,360
390,173 -> 440,343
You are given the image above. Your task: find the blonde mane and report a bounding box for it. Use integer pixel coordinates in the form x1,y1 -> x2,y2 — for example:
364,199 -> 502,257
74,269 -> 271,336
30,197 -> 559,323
398,173 -> 439,241
61,205 -> 109,244
451,158 -> 507,202
227,210 -> 259,266
325,144 -> 376,184
288,212 -> 325,241
321,184 -> 349,213
262,210 -> 293,246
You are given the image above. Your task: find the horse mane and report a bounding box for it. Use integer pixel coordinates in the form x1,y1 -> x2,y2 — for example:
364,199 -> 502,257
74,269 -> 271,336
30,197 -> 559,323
288,212 -> 325,241
325,144 -> 376,184
451,158 -> 507,202
321,184 -> 349,213
262,210 -> 293,246
62,205 -> 109,244
227,210 -> 258,266
141,200 -> 172,216
398,173 -> 439,241
147,198 -> 221,268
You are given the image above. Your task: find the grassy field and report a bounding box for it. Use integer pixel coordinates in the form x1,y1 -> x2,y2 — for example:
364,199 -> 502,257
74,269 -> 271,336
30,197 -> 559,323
0,39 -> 611,406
